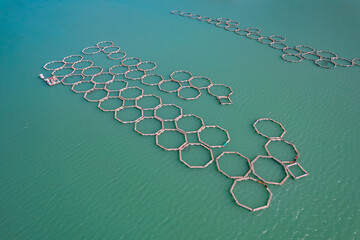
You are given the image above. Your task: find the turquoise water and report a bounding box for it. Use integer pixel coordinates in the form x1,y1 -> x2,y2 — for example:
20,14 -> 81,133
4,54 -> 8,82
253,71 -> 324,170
1,0 -> 360,239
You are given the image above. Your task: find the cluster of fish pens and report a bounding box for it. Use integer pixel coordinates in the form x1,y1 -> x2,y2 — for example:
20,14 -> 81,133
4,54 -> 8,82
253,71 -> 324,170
213,118 -> 308,212
171,10 -> 360,69
45,42 -> 232,104
81,41 -> 233,105
41,41 -> 308,212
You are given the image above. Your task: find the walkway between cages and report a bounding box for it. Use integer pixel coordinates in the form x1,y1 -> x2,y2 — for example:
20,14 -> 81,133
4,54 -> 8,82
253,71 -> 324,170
40,41 -> 308,212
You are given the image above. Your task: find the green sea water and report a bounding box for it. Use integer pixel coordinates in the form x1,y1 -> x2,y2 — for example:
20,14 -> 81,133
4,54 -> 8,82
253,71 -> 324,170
1,0 -> 360,239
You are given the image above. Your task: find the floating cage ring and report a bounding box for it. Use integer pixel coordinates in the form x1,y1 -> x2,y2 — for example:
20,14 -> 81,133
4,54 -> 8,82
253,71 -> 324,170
264,139 -> 299,164
170,10 -> 182,15
224,25 -> 239,32
177,86 -> 201,100
98,96 -> 124,112
316,50 -> 337,59
158,79 -> 182,93
175,114 -> 205,134
215,22 -> 229,28
270,42 -> 288,50
189,76 -> 213,89
63,55 -> 83,64
109,65 -> 129,75
107,50 -> 127,60
235,28 -> 248,36
283,47 -> 301,56
251,155 -> 289,185
215,152 -> 252,179
121,57 -> 141,67
207,19 -> 220,25
226,20 -> 240,26
114,106 -> 144,124
104,79 -> 128,92
43,60 -> 65,71
124,69 -> 146,81
189,14 -> 201,20
207,84 -> 233,98
136,61 -> 157,72
257,37 -> 274,45
102,45 -> 121,54
217,17 -> 231,23
281,54 -> 302,63
155,129 -> 188,151
134,116 -> 164,136
52,66 -> 75,78
141,74 -> 164,86
330,57 -> 354,67
269,35 -> 286,42
245,27 -> 261,34
180,12 -> 192,17
82,46 -> 101,55
197,125 -> 231,148
315,58 -> 336,69
96,41 -> 114,49
81,66 -> 103,77
61,74 -> 85,86
253,118 -> 286,140
230,177 -> 273,212
72,60 -> 94,70
286,162 -> 309,180
71,81 -> 94,94
119,86 -> 144,100
295,45 -> 315,54
302,52 -> 321,61
91,72 -> 115,84
246,33 -> 262,40
198,16 -> 211,22
170,70 -> 193,82
178,143 -> 214,169
84,89 -> 109,103
154,103 -> 183,122
353,58 -> 360,66
135,94 -> 162,110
